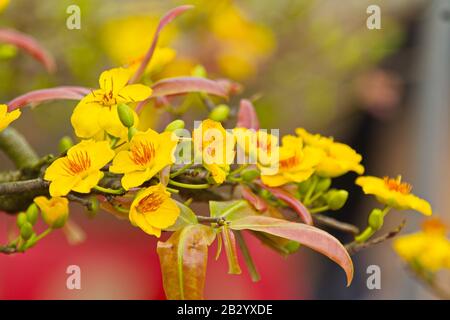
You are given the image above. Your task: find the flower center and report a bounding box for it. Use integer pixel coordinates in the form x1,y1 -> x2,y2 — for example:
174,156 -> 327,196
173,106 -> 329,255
383,176 -> 411,194
66,151 -> 91,175
279,151 -> 301,170
131,141 -> 155,166
136,192 -> 164,214
101,90 -> 116,105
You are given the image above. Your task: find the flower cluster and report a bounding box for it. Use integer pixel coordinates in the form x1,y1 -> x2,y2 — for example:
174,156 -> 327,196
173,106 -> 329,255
0,5 -> 440,300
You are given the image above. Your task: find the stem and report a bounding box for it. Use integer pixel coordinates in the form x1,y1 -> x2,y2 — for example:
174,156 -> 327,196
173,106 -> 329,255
0,127 -> 39,168
235,230 -> 260,282
93,185 -> 125,195
170,163 -> 192,178
310,205 -> 329,214
303,177 -> 318,206
313,214 -> 360,235
166,186 -> 179,194
168,179 -> 210,189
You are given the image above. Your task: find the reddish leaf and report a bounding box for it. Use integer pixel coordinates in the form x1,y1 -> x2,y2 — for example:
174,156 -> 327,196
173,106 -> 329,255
229,215 -> 354,286
129,5 -> 194,83
0,28 -> 56,73
157,225 -> 215,300
7,86 -> 90,111
257,182 -> 313,225
221,225 -> 242,275
236,99 -> 259,130
241,186 -> 268,212
151,77 -> 228,98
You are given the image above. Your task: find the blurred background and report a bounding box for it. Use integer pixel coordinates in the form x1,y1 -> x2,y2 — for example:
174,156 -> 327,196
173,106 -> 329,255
1,0 -> 449,299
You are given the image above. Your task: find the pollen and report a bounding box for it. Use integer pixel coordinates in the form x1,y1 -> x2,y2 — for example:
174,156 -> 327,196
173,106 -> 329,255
383,176 -> 412,194
131,141 -> 155,166
66,151 -> 91,174
136,192 -> 165,213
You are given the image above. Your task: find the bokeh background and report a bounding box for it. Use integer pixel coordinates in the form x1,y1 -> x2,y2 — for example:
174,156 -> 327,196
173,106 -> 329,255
1,0 -> 449,299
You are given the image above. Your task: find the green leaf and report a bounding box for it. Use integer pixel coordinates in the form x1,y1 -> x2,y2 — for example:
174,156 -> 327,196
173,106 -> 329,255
164,200 -> 198,231
209,200 -> 252,220
229,216 -> 354,286
157,225 -> 216,300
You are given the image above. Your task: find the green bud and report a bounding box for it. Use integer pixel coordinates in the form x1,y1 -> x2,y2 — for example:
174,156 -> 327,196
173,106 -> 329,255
316,177 -> 332,193
58,136 -> 73,154
326,189 -> 348,210
86,197 -> 99,218
26,203 -> 39,225
16,212 -> 28,228
117,103 -> 135,128
20,222 -> 34,240
128,127 -> 138,141
368,208 -> 384,230
209,104 -> 230,122
51,214 -> 68,229
0,44 -> 18,59
284,241 -> 301,254
259,189 -> 272,200
191,64 -> 207,78
241,169 -> 260,182
164,119 -> 185,132
24,233 -> 38,250
297,176 -> 316,194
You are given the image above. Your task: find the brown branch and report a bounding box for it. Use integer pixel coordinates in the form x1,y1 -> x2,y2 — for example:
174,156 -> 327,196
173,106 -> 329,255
345,220 -> 406,255
313,214 -> 360,235
0,178 -> 48,195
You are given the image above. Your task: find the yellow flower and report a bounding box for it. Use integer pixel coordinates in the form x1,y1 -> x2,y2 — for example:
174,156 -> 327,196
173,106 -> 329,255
260,135 -> 323,187
71,67 -> 152,139
34,196 -> 69,228
210,4 -> 275,80
296,128 -> 364,178
109,129 -> 177,190
233,128 -> 279,167
0,104 -> 21,132
193,119 -> 235,184
44,140 -> 115,197
129,184 -> 180,237
0,0 -> 8,13
393,219 -> 450,272
356,175 -> 432,216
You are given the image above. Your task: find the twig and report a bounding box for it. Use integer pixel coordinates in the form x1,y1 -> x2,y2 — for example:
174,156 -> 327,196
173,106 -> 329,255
313,214 -> 360,235
345,220 -> 406,255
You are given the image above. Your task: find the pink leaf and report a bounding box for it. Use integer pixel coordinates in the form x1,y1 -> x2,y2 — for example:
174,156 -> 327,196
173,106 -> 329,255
129,5 -> 194,83
0,28 -> 56,73
229,215 -> 354,286
151,77 -> 228,98
257,182 -> 313,225
237,99 -> 259,130
241,186 -> 268,212
7,86 -> 90,111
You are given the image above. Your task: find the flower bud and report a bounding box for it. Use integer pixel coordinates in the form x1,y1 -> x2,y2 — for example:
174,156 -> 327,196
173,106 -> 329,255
164,119 -> 185,132
316,177 -> 331,193
20,222 -> 33,240
326,189 -> 348,210
128,127 -> 138,141
86,196 -> 99,218
34,196 -> 69,229
58,136 -> 73,154
24,233 -> 38,250
241,169 -> 260,182
191,64 -> 207,78
368,208 -> 384,230
26,203 -> 39,225
16,212 -> 27,228
209,104 -> 230,122
117,103 -> 135,128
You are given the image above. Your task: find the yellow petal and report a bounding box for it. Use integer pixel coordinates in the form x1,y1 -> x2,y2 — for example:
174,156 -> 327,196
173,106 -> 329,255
71,100 -> 103,138
72,171 -> 104,194
121,169 -> 151,190
99,67 -> 131,95
117,84 -> 152,103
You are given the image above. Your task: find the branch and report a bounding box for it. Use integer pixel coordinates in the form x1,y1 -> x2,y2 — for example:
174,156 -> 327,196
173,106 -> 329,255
0,127 -> 39,169
345,220 -> 406,255
313,214 -> 360,235
0,178 -> 48,194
